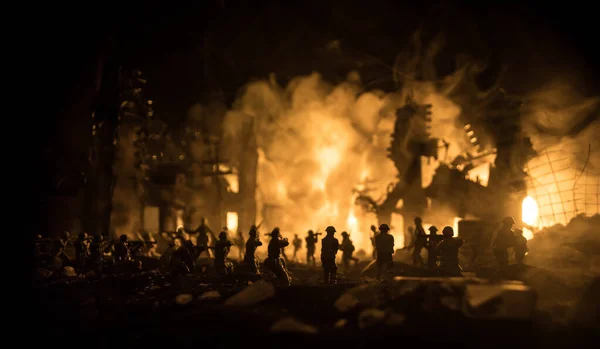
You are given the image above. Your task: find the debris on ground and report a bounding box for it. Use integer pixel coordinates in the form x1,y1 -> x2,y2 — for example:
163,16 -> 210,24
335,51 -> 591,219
358,308 -> 386,329
62,266 -> 77,277
199,290 -> 221,300
175,294 -> 194,305
270,317 -> 318,334
224,279 -> 276,306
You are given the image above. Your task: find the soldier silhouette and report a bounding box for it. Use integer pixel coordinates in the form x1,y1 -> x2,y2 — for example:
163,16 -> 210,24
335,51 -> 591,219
425,226 -> 443,270
370,225 -> 378,260
244,225 -> 263,274
74,232 -> 90,273
494,217 -> 516,268
513,228 -> 528,265
412,217 -> 427,267
375,224 -> 395,280
340,231 -> 359,270
435,226 -> 464,277
321,226 -> 340,284
265,228 -> 291,285
212,231 -> 234,276
305,230 -> 320,267
194,217 -> 216,258
292,234 -> 302,262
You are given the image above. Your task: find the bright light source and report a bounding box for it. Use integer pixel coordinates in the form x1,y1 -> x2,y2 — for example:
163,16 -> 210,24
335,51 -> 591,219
470,137 -> 478,143
453,217 -> 462,236
464,124 -> 471,130
225,174 -> 239,193
522,196 -> 539,241
227,212 -> 238,233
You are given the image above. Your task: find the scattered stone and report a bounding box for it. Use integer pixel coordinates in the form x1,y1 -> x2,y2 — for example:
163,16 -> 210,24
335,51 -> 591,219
463,284 -> 536,319
62,266 -> 77,277
334,319 -> 348,328
270,317 -> 318,334
358,308 -> 386,329
175,294 -> 194,305
199,290 -> 221,300
334,292 -> 360,312
224,279 -> 276,306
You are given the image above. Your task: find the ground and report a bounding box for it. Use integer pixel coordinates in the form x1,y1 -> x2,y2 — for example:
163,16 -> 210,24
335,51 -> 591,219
33,253 -> 598,349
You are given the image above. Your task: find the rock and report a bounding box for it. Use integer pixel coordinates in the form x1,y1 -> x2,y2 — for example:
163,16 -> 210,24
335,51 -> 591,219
463,284 -> 536,319
334,319 -> 348,328
270,317 -> 318,334
440,296 -> 461,310
36,268 -> 53,279
224,279 -> 276,306
199,290 -> 221,300
175,294 -> 194,305
384,311 -> 405,327
358,308 -> 386,329
334,293 -> 360,312
62,266 -> 77,277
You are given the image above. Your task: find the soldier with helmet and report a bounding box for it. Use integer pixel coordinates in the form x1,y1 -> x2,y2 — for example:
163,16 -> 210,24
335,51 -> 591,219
305,230 -> 320,267
244,225 -> 263,274
265,228 -> 291,285
212,230 -> 234,275
494,217 -> 516,268
340,231 -> 359,270
321,226 -> 340,284
435,226 -> 464,276
412,217 -> 427,267
425,226 -> 443,270
375,224 -> 395,280
513,228 -> 528,265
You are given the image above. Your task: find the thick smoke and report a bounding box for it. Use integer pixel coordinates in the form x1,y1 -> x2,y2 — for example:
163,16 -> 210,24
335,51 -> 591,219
223,71 -> 468,253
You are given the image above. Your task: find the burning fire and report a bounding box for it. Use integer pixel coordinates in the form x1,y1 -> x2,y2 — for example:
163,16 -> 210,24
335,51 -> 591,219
521,196 -> 539,240
227,212 -> 238,233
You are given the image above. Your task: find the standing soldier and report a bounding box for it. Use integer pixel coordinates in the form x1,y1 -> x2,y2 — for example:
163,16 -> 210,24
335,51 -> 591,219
340,231 -> 359,270
89,235 -> 111,276
74,232 -> 90,273
493,217 -> 516,268
321,226 -> 340,284
435,226 -> 464,276
305,230 -> 320,267
425,226 -> 443,270
375,224 -> 395,280
513,228 -> 528,265
244,225 -> 263,274
212,231 -> 234,276
234,230 -> 245,261
265,228 -> 291,285
370,225 -> 378,260
194,217 -> 216,258
292,234 -> 302,262
412,217 -> 427,267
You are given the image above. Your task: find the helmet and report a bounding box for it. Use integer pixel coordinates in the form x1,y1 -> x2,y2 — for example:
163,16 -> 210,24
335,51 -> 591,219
308,230 -> 314,235
119,234 -> 128,242
502,216 -> 516,225
341,231 -> 349,236
428,226 -> 439,233
219,231 -> 228,240
379,224 -> 390,232
271,227 -> 281,237
414,217 -> 422,223
325,226 -> 336,233
442,226 -> 454,237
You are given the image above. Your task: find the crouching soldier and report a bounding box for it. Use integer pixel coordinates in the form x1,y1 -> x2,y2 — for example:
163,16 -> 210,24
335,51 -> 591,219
436,226 -> 464,277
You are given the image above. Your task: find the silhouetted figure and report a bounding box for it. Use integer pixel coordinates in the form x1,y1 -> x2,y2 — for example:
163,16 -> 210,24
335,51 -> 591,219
74,232 -> 90,273
321,226 -> 340,284
244,225 -> 263,274
425,226 -> 443,270
514,228 -> 528,265
114,234 -> 131,264
292,234 -> 302,262
306,230 -> 320,267
370,225 -> 378,260
234,231 -> 245,260
412,217 -> 427,267
375,224 -> 395,280
89,235 -> 110,276
340,231 -> 359,270
494,217 -> 515,268
194,217 -> 216,258
212,231 -> 234,276
436,226 -> 464,277
265,228 -> 291,285
169,238 -> 193,274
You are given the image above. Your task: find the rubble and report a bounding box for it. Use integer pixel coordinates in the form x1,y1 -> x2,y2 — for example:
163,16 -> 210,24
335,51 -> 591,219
358,308 -> 386,329
224,279 -> 276,306
62,266 -> 77,277
463,284 -> 536,319
175,294 -> 194,305
199,290 -> 221,300
270,317 -> 318,334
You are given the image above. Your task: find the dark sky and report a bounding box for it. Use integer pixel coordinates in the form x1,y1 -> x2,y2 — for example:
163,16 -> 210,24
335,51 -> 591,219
38,1 -> 599,182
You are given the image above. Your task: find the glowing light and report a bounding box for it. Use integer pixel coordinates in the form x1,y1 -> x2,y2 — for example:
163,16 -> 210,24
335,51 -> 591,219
225,174 -> 239,193
522,196 -> 539,241
347,212 -> 358,233
470,137 -> 478,143
464,124 -> 471,130
227,212 -> 238,233
453,217 -> 462,236
467,130 -> 475,137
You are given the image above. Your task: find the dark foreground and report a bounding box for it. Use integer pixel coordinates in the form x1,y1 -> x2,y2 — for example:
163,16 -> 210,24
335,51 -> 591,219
33,260 -> 598,349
